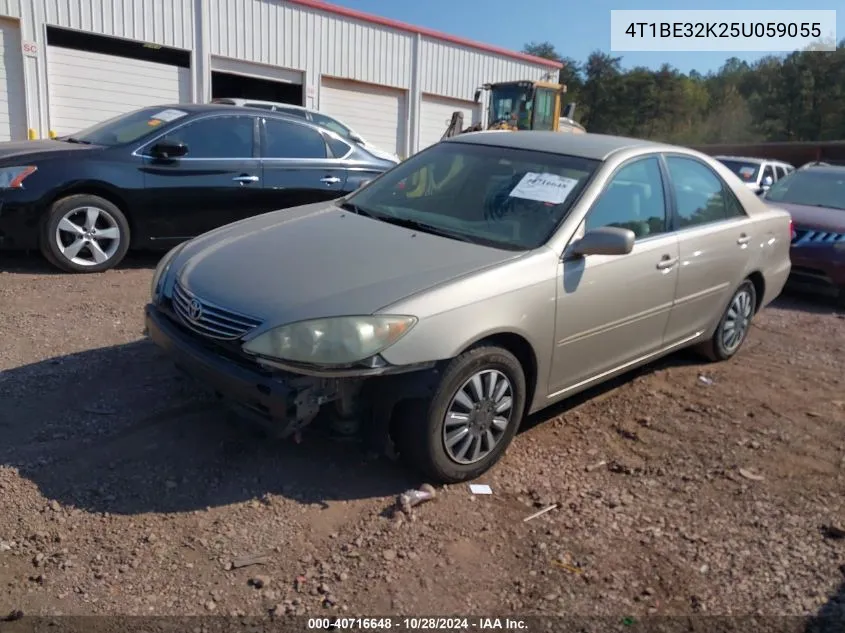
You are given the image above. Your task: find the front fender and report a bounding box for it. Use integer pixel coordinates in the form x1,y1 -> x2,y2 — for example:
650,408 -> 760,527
377,249 -> 559,408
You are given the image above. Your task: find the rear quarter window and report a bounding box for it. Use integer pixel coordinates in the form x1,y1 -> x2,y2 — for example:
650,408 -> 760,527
326,135 -> 352,158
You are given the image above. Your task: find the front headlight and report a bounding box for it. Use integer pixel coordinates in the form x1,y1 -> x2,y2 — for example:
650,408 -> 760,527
150,244 -> 183,303
242,315 -> 417,366
0,166 -> 37,189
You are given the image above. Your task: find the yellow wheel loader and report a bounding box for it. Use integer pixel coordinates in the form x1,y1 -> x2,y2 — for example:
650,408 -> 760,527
442,80 -> 585,140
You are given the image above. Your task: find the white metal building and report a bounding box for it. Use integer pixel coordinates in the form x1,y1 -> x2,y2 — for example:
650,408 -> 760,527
0,0 -> 560,157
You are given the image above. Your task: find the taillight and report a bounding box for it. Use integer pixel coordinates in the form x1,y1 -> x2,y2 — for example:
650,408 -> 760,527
789,218 -> 795,240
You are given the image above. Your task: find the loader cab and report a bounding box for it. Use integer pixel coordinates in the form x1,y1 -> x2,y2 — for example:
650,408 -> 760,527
477,81 -> 562,132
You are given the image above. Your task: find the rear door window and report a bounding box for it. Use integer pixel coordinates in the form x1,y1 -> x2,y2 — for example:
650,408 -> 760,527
263,117 -> 328,159
665,155 -> 745,227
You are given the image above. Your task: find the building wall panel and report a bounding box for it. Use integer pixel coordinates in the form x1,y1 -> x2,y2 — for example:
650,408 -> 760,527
0,0 -> 20,18
420,38 -> 551,102
210,0 -> 413,89
39,0 -> 194,49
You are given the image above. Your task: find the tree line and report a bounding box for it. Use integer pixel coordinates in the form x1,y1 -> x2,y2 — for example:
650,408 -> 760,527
522,41 -> 845,145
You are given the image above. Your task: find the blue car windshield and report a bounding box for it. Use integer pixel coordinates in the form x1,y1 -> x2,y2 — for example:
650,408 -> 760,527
68,107 -> 191,147
765,169 -> 845,211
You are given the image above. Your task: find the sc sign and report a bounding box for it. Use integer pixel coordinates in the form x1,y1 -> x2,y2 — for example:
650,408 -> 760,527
22,41 -> 38,57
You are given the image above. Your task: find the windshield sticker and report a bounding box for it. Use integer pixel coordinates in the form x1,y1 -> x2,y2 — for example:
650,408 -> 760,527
152,108 -> 188,123
508,172 -> 579,205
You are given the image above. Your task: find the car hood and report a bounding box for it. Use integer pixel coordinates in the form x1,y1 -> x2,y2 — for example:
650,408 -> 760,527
771,201 -> 845,233
174,202 -> 522,326
0,139 -> 98,163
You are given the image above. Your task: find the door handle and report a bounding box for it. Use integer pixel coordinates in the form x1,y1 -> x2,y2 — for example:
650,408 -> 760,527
320,176 -> 341,185
737,234 -> 751,245
656,255 -> 679,270
233,175 -> 259,184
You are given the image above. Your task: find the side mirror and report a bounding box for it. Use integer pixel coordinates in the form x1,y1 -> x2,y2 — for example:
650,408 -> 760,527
474,89 -> 481,103
150,140 -> 188,159
761,175 -> 773,189
569,226 -> 635,257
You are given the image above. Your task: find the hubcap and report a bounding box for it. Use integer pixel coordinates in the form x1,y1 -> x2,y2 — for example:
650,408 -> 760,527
55,206 -> 121,267
722,288 -> 754,353
442,369 -> 513,465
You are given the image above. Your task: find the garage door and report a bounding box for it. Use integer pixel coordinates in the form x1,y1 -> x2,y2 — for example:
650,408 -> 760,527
419,95 -> 479,152
47,46 -> 191,136
320,77 -> 405,157
0,18 -> 27,142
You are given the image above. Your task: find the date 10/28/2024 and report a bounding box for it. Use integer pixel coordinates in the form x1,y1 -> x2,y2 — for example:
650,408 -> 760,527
306,617 -> 528,630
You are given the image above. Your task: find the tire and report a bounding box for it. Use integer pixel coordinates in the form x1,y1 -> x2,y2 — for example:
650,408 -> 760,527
697,279 -> 757,362
40,194 -> 130,273
395,345 -> 526,484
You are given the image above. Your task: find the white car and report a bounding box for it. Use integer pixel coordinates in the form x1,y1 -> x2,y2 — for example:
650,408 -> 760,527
715,155 -> 794,194
212,98 -> 400,163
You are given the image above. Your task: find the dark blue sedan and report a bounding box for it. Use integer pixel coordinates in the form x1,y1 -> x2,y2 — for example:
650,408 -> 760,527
0,103 -> 398,273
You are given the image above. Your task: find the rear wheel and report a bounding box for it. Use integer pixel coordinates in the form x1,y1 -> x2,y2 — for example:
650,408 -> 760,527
395,345 -> 526,483
698,279 -> 757,362
40,194 -> 130,273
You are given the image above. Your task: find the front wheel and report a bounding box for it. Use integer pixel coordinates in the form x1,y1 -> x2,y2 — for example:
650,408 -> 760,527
395,345 -> 526,484
698,279 -> 757,362
40,194 -> 131,273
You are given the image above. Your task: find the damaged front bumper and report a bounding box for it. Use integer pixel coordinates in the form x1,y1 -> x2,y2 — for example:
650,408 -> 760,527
143,304 -> 440,449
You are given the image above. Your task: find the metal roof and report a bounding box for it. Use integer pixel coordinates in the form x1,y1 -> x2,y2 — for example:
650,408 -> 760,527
286,0 -> 563,69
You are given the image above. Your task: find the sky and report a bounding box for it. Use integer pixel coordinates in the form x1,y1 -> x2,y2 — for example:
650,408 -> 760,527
329,0 -> 843,74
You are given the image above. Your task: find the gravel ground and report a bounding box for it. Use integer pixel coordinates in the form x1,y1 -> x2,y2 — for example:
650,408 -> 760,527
1,253 -> 844,622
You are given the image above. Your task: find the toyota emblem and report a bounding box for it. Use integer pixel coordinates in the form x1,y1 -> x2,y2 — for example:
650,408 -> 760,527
187,298 -> 203,322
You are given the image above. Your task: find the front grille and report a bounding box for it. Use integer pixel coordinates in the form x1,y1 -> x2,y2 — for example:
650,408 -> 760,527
171,280 -> 262,341
792,227 -> 845,246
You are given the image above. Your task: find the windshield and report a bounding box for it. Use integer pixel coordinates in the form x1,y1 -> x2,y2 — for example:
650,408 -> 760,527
488,85 -> 533,130
718,159 -> 761,183
343,142 -> 599,250
764,170 -> 845,210
68,106 -> 190,146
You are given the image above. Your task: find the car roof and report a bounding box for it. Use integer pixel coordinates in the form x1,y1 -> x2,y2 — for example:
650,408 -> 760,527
714,155 -> 768,163
148,103 -> 253,115
443,131 -> 672,161
147,103 -> 325,124
148,103 -> 356,142
214,98 -> 311,112
796,164 -> 845,174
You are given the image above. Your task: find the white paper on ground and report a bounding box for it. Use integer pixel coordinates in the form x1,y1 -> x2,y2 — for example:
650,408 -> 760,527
152,108 -> 188,122
469,484 -> 493,495
508,172 -> 579,205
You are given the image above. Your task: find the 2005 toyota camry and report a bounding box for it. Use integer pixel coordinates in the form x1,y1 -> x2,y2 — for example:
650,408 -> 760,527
145,132 -> 792,483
